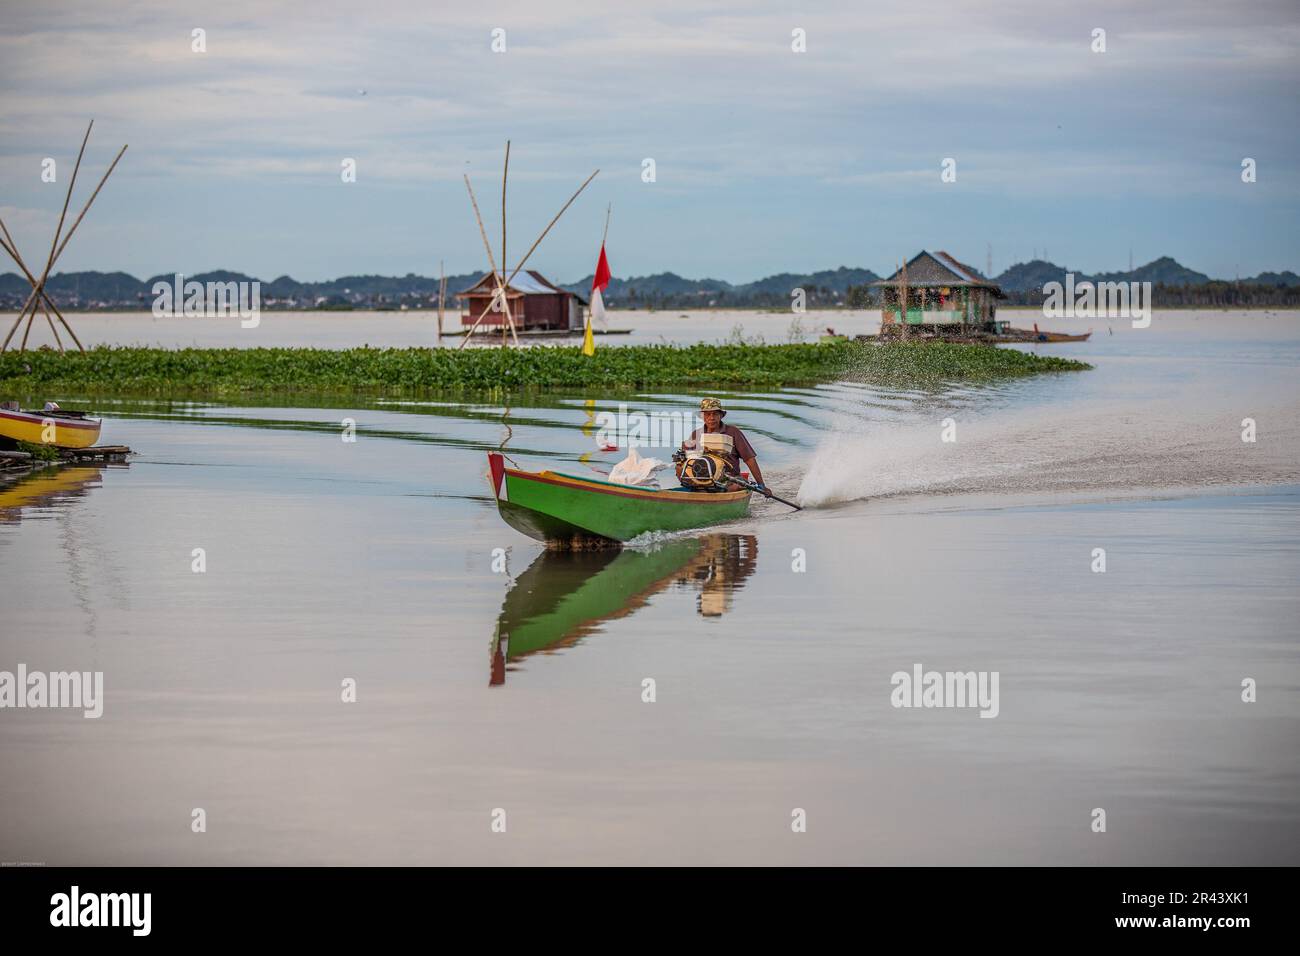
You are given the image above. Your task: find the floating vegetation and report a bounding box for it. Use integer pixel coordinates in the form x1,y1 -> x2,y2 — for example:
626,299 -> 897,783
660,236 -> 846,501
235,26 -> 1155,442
15,440 -> 62,461
0,342 -> 1090,397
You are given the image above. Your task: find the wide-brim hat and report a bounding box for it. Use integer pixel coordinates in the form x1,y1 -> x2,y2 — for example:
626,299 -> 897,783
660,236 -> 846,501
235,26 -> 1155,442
699,397 -> 727,417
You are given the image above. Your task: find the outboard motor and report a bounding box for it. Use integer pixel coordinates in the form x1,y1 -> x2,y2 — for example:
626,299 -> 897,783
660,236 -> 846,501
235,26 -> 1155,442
675,432 -> 735,489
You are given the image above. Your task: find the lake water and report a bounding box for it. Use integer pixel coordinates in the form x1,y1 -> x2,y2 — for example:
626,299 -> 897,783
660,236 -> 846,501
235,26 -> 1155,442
4,307 -> 832,350
1,310 -> 1297,864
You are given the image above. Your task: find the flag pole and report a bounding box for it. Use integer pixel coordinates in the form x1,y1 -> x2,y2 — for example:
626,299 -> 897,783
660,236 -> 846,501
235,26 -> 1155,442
501,139 -> 514,347
584,204 -> 612,356
437,259 -> 445,342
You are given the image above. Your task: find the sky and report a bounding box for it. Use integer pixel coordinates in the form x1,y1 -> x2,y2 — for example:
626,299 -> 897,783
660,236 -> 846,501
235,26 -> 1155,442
1,0 -> 1297,283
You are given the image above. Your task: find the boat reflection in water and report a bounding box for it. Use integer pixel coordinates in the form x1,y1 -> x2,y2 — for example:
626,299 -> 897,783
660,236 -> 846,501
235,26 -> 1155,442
0,467 -> 105,524
490,533 -> 758,685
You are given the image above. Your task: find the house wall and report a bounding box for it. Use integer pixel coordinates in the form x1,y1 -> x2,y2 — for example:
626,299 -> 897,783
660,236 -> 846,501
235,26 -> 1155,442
522,293 -> 571,329
461,293 -> 529,327
460,291 -> 577,329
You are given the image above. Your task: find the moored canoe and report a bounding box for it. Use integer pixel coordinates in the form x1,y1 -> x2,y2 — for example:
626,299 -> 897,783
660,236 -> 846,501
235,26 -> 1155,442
1033,330 -> 1092,342
0,407 -> 102,449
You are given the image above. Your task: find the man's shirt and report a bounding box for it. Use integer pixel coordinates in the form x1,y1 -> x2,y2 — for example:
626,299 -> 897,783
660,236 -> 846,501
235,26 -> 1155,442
683,424 -> 756,475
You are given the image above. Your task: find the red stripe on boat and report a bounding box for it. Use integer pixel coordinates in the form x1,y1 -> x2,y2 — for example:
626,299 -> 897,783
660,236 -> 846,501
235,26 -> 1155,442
0,409 -> 100,430
488,452 -> 507,500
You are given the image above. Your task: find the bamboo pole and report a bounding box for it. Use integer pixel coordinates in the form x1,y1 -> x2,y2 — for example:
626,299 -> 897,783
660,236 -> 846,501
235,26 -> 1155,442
459,161 -> 598,349
460,173 -> 518,348
458,295 -> 502,347
0,244 -> 88,353
19,300 -> 36,351
501,169 -> 598,290
48,144 -> 128,267
42,121 -> 93,281
593,202 -> 612,330
0,227 -> 32,350
3,141 -> 127,352
501,140 -> 509,347
44,293 -> 84,352
39,300 -> 64,354
1,299 -> 35,354
459,173 -> 500,346
2,223 -> 63,352
436,259 -> 445,342
500,280 -> 520,346
17,121 -> 93,352
0,217 -> 86,352
899,258 -> 909,339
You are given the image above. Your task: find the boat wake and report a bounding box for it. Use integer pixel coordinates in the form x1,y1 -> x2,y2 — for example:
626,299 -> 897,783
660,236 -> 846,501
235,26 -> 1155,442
796,397 -> 1300,508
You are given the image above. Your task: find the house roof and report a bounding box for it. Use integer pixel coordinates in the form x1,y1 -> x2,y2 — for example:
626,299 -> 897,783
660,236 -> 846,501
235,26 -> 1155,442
458,269 -> 579,298
870,250 -> 1004,295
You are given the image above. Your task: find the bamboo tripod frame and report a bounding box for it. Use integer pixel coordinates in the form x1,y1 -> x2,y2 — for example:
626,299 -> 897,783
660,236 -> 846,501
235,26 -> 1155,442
458,142 -> 598,349
0,120 -> 127,354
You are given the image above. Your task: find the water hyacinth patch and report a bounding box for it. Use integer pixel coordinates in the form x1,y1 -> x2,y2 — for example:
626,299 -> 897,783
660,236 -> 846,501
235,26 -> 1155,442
0,341 -> 1089,398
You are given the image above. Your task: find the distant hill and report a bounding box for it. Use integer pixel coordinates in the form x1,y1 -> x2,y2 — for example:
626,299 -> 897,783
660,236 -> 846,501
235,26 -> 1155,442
1253,270 -> 1300,287
992,260 -> 1082,294
994,256 -> 1214,294
739,266 -> 879,299
563,266 -> 878,308
1091,256 -> 1210,286
0,270 -> 153,303
1,258 -> 1295,310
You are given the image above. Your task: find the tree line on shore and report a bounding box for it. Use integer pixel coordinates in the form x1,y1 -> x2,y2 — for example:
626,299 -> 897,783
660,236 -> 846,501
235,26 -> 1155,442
2,258 -> 1297,312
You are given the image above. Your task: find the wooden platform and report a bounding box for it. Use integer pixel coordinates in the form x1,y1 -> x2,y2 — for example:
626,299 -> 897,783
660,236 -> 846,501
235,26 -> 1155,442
0,444 -> 132,477
61,445 -> 131,463
874,326 -> 1090,345
447,327 -> 633,339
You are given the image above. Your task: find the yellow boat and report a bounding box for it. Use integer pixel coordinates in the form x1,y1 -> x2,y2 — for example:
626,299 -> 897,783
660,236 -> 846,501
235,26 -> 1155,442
0,405 -> 102,449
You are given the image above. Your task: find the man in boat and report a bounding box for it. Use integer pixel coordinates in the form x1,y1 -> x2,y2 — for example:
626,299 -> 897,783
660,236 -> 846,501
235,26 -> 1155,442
674,397 -> 768,493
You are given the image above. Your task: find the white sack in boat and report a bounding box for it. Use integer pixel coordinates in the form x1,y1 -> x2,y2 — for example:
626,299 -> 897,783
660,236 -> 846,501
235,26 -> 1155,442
608,447 -> 668,487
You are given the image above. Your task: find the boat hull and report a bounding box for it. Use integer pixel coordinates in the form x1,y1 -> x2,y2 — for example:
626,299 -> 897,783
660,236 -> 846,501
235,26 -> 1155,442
487,452 -> 750,547
0,409 -> 102,449
1035,332 -> 1091,342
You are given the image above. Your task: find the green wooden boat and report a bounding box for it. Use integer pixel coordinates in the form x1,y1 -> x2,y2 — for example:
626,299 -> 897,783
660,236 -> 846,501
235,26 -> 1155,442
487,452 -> 750,548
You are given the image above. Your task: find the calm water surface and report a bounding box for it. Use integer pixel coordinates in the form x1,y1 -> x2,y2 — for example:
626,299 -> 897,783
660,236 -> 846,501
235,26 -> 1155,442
1,311 -> 1297,864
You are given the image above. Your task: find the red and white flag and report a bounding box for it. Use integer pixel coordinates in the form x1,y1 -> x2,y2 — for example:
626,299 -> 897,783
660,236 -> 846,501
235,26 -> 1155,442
590,243 -> 612,329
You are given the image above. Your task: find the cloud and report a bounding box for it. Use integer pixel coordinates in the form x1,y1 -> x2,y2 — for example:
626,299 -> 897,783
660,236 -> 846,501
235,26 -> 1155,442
0,0 -> 1296,279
